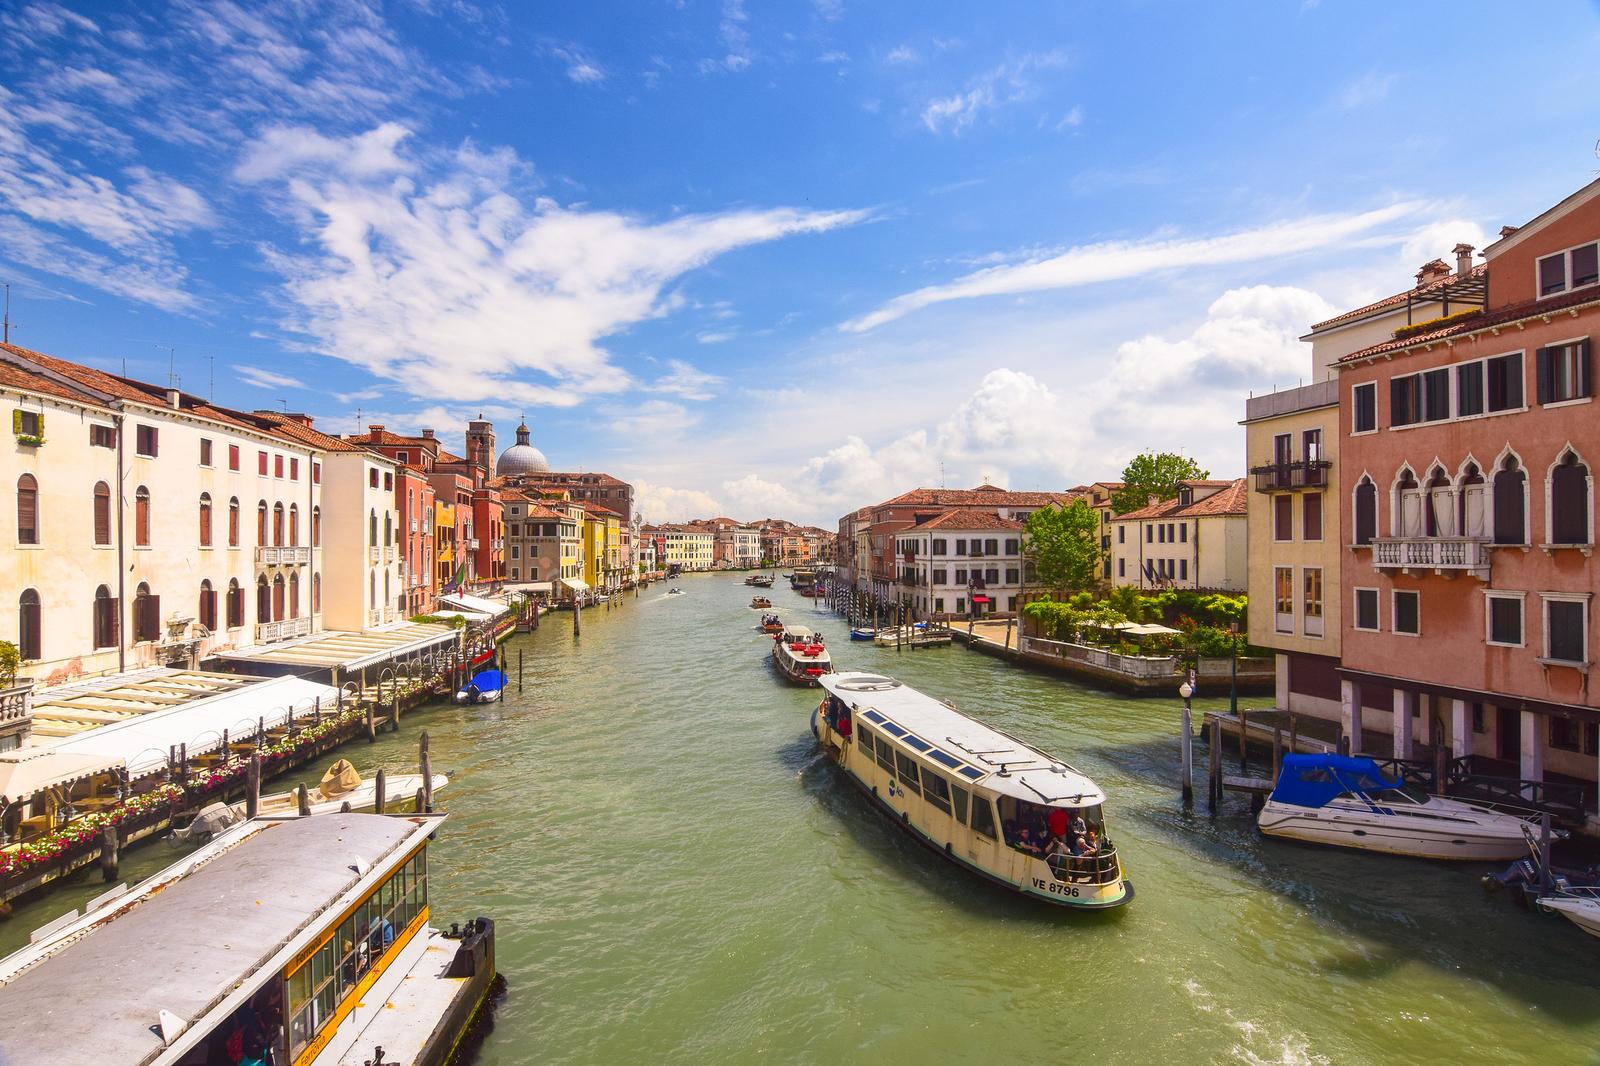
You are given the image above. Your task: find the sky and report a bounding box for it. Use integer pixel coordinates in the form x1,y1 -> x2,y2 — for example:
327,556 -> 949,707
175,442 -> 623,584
3,2 -> 1600,526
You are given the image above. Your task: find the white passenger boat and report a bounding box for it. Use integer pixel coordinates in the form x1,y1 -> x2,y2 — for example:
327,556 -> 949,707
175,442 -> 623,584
813,672 -> 1132,909
1257,754 -> 1542,861
0,812 -> 497,1066
772,624 -> 833,686
1539,890 -> 1600,938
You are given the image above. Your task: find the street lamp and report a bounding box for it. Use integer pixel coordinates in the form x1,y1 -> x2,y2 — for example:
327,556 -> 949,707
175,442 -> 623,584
1179,674 -> 1195,807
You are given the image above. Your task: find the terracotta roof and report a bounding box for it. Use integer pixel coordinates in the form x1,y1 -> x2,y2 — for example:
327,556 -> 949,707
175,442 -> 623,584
1116,478 -> 1247,520
581,502 -> 623,519
253,412 -> 364,452
1307,263 -> 1487,333
0,352 -> 108,406
877,487 -> 1078,509
1338,285 -> 1600,364
435,449 -> 466,464
911,509 -> 1023,531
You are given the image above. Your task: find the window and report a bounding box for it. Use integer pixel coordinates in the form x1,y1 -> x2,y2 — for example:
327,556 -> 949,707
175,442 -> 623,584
258,450 -> 268,476
1004,538 -> 1019,554
1551,716 -> 1582,753
289,572 -> 300,619
1302,493 -> 1323,541
1302,568 -> 1324,637
1545,597 -> 1588,664
227,579 -> 243,628
228,444 -> 240,471
198,493 -> 212,547
1537,340 -> 1591,405
857,727 -> 875,759
1353,382 -> 1377,433
985,538 -> 998,555
1393,590 -> 1420,635
969,795 -> 998,839
1422,367 -> 1450,421
1179,559 -> 1188,581
1391,371 -> 1449,426
1486,353 -> 1523,412
90,423 -> 116,448
1354,588 -> 1379,631
1273,432 -> 1292,465
93,482 -> 111,545
135,487 -> 151,546
93,586 -> 117,649
369,468 -> 380,488
1274,567 -> 1294,634
272,503 -> 284,546
274,454 -> 284,479
312,506 -> 321,547
226,497 -> 240,547
273,574 -> 285,620
312,461 -> 321,484
1179,523 -> 1188,543
16,474 -> 37,545
198,580 -> 216,631
1486,593 -> 1523,647
135,424 -> 158,457
932,568 -> 947,585
313,573 -> 321,613
1273,495 -> 1293,541
133,582 -> 159,642
923,772 -> 952,815
1117,558 -> 1125,577
256,501 -> 268,544
1538,242 -> 1600,298
1550,450 -> 1591,545
289,504 -> 299,546
18,589 -> 40,660
384,471 -> 393,491
290,457 -> 299,480
1457,361 -> 1484,417
950,784 -> 969,824
954,568 -> 967,584
1145,525 -> 1153,543
1493,456 -> 1527,545
874,733 -> 895,774
1157,524 -> 1166,544
199,438 -> 212,466
1005,567 -> 1019,583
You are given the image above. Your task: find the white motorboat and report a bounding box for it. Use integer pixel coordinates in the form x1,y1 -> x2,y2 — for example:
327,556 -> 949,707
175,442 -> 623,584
667,587 -> 685,596
1257,754 -> 1542,861
1539,892 -> 1600,938
772,624 -> 833,686
172,760 -> 450,844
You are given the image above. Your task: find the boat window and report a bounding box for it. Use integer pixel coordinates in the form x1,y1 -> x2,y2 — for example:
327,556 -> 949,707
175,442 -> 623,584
193,979 -> 285,1065
923,771 -> 953,815
1366,787 -> 1425,806
875,735 -> 896,774
893,751 -> 922,794
950,783 -> 970,824
857,726 -> 875,759
969,794 -> 998,839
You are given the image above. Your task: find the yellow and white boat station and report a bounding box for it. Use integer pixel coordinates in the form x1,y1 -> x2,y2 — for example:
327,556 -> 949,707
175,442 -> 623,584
0,812 -> 496,1066
814,672 -> 1132,909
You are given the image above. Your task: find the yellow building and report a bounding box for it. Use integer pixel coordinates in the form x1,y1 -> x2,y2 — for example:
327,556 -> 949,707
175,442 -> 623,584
433,500 -> 457,591
581,505 -> 624,591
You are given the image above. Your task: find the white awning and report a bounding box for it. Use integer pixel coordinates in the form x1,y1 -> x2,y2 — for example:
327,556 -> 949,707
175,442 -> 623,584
48,676 -> 342,780
440,592 -> 510,617
504,582 -> 553,593
562,578 -> 591,592
430,609 -> 490,622
0,749 -> 124,805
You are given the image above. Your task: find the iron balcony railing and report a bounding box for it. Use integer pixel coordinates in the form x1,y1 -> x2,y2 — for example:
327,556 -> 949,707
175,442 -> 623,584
1371,536 -> 1491,574
1250,459 -> 1331,492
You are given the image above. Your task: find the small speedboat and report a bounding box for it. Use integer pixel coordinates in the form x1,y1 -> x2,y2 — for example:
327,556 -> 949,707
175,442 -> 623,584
751,597 -> 773,609
1258,754 -> 1546,861
850,627 -> 877,641
1539,892 -> 1600,938
667,587 -> 685,596
456,668 -> 507,704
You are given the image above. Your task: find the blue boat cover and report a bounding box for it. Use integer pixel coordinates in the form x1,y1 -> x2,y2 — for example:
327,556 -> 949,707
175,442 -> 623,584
468,669 -> 507,692
1269,753 -> 1401,809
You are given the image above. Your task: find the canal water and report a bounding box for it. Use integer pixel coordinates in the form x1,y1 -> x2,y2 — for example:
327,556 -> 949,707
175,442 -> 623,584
5,573 -> 1600,1063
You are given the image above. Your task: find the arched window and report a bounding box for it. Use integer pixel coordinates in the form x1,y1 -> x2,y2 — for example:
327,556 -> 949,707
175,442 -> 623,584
312,506 -> 321,547
1493,456 -> 1527,545
272,503 -> 284,546
288,504 -> 299,547
1354,477 -> 1377,546
93,585 -> 117,649
1424,467 -> 1452,537
228,497 -> 241,547
384,512 -> 392,547
135,487 -> 151,547
369,569 -> 375,606
384,569 -> 390,609
227,578 -> 244,628
199,492 -> 213,547
133,581 -> 158,642
313,572 -> 321,613
16,474 -> 38,545
18,589 -> 40,661
289,572 -> 300,619
256,501 -> 268,545
272,574 -> 285,620
93,482 -> 111,546
198,579 -> 216,631
1550,450 -> 1591,545
1458,463 -> 1487,539
369,509 -> 378,547
256,575 -> 271,624
1393,468 -> 1420,537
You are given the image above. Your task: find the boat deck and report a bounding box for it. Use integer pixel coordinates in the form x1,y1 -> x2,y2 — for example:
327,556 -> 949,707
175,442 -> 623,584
333,929 -> 481,1066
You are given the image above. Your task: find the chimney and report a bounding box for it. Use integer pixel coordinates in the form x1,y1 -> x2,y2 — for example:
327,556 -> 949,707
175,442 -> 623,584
367,423 -> 384,434
1415,259 -> 1451,286
421,429 -> 435,439
166,388 -> 181,409
1453,243 -> 1475,276
1499,225 -> 1519,239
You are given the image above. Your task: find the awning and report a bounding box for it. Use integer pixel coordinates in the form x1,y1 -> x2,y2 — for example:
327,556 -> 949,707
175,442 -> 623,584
430,609 -> 491,622
971,595 -> 992,604
441,592 -> 509,617
48,676 -> 342,780
0,749 -> 124,805
1123,623 -> 1181,636
562,579 -> 591,592
504,582 -> 553,594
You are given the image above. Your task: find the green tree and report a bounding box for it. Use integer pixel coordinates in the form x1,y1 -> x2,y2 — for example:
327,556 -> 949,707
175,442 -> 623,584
1022,499 -> 1103,595
1111,452 -> 1210,514
0,641 -> 17,687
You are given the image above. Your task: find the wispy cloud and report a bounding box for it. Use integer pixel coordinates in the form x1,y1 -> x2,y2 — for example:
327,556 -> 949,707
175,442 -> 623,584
842,202 -> 1428,332
884,44 -> 916,65
237,365 -> 306,390
1336,71 -> 1395,110
920,51 -> 1068,134
543,41 -> 606,84
700,0 -> 752,73
609,399 -> 700,436
651,359 -> 724,399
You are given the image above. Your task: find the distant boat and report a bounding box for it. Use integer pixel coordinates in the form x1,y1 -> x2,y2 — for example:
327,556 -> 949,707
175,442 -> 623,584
850,627 -> 877,641
745,574 -> 774,588
456,668 -> 507,704
667,587 -> 685,596
750,597 -> 773,609
772,624 -> 833,686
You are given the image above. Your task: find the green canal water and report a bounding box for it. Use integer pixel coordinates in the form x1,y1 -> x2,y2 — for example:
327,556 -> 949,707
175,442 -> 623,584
5,573 -> 1600,1064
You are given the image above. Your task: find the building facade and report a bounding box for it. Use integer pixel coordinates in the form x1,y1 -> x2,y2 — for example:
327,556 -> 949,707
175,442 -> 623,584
1105,479 -> 1249,591
892,511 -> 1026,618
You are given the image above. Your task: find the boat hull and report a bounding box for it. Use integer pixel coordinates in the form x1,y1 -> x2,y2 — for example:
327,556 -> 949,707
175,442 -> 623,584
1540,896 -> 1600,938
1257,802 -> 1530,861
772,643 -> 832,685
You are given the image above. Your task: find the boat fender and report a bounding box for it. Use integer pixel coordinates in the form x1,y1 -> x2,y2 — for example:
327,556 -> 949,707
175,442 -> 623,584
901,811 -> 909,823
871,786 -> 877,796
944,842 -> 952,855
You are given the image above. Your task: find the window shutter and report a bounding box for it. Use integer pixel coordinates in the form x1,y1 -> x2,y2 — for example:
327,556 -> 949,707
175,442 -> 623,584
10,410 -> 18,434
110,598 -> 121,645
36,412 -> 43,436
1580,339 -> 1593,399
1390,379 -> 1405,424
1536,346 -> 1552,405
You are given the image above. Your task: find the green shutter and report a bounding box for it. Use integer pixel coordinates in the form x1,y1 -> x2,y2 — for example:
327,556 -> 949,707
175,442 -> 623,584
10,410 -> 19,434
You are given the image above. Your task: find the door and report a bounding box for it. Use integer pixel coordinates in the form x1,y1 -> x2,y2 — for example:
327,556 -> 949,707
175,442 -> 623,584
1495,705 -> 1520,766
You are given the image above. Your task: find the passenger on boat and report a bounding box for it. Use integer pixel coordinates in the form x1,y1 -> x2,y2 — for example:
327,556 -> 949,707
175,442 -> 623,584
1047,805 -> 1069,845
837,711 -> 852,740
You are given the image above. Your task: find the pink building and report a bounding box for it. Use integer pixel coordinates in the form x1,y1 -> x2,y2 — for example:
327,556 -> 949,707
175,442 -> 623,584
1336,177 -> 1600,798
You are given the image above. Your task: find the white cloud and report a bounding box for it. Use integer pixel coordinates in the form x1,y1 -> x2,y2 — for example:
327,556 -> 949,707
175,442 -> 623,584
636,478 -> 722,523
1336,71 -> 1396,110
609,399 -> 700,436
701,0 -> 752,73
695,330 -> 735,344
234,123 -> 412,183
651,359 -> 724,400
920,51 -> 1068,134
240,124 -> 865,408
237,365 -> 307,390
720,472 -> 804,517
842,202 -> 1427,332
884,44 -> 916,65
817,50 -> 849,65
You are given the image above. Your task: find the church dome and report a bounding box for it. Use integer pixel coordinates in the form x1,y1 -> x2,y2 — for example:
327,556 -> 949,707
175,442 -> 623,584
497,421 -> 550,475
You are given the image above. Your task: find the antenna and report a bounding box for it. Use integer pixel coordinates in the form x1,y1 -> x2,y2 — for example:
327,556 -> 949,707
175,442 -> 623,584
206,354 -> 214,401
2,283 -> 10,345
155,344 -> 176,388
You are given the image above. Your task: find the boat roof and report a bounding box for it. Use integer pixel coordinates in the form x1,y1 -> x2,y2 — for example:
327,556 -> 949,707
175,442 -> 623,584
782,625 -> 815,639
820,672 -> 1103,807
0,813 -> 440,1066
1268,753 -> 1400,809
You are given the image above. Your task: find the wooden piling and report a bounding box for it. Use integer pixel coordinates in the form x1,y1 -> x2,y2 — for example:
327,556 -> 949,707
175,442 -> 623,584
519,649 -> 524,692
1288,714 -> 1298,757
313,697 -> 321,726
246,755 -> 261,818
375,768 -> 387,815
179,743 -> 189,786
1238,711 -> 1248,771
1539,813 -> 1553,895
415,787 -> 426,814
365,700 -> 377,743
1271,725 -> 1282,783
573,597 -> 582,637
1208,717 -> 1222,813
420,732 -> 433,812
99,825 -> 119,882
296,784 -> 311,817
1434,745 -> 1448,797
1181,702 -> 1194,808
340,800 -> 352,813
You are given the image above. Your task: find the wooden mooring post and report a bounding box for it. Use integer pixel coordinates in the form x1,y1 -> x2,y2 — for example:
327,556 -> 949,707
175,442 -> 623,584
365,699 -> 377,743
296,784 -> 311,817
1271,724 -> 1283,784
246,755 -> 261,818
374,769 -> 387,815
99,825 -> 119,882
1208,718 -> 1222,813
1237,711 -> 1248,771
419,732 -> 433,813
518,649 -> 524,692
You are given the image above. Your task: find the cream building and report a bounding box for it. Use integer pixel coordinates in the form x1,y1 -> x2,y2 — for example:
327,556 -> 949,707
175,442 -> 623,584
1107,479 -> 1249,591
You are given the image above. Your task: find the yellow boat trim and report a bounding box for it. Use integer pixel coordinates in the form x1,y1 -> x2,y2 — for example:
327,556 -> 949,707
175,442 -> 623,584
286,838 -> 429,977
291,904 -> 430,1066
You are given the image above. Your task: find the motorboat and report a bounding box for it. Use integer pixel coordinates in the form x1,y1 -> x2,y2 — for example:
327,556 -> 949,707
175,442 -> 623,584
667,587 -> 685,596
172,760 -> 452,844
1539,891 -> 1600,938
750,597 -> 773,609
745,574 -> 774,588
850,627 -> 878,641
1257,754 -> 1545,861
772,624 -> 833,686
455,668 -> 507,703
759,614 -> 785,634
813,672 -> 1131,909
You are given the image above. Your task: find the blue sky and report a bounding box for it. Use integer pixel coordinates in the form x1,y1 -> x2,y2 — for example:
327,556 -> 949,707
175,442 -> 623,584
3,1 -> 1599,524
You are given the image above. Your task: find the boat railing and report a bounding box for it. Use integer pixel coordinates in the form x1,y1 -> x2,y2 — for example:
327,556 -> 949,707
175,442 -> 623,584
1046,843 -> 1120,885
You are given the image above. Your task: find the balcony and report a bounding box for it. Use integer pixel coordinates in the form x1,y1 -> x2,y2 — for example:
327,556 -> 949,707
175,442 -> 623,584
369,545 -> 380,563
1251,460 -> 1331,492
1372,537 -> 1491,578
255,545 -> 310,566
255,617 -> 312,644
470,538 -> 481,550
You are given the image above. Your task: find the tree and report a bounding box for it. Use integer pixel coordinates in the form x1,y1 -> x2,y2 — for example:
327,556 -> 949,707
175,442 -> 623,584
1111,452 -> 1210,514
1022,499 -> 1103,595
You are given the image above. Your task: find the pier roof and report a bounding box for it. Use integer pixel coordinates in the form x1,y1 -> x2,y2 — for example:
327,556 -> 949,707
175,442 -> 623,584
0,815 -> 435,1066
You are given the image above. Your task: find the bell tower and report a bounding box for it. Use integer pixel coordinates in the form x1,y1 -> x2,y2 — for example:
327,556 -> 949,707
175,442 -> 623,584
466,415 -> 496,480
